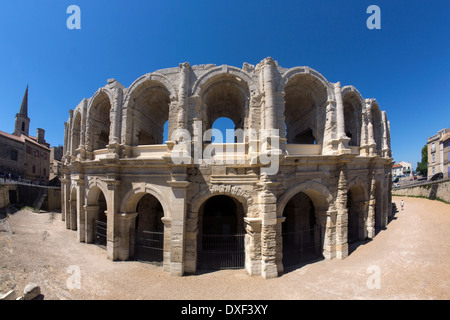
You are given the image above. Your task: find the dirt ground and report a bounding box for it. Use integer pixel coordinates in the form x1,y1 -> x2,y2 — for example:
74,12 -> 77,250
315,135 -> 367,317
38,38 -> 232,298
0,196 -> 449,300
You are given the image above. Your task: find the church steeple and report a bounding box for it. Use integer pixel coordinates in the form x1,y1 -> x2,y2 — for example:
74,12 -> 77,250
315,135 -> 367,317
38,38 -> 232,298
14,85 -> 30,136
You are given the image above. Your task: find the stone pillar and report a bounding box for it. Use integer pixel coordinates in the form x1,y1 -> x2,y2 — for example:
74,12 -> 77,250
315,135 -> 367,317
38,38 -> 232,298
69,199 -> 77,231
367,174 -> 376,239
365,99 -> 377,156
116,212 -> 138,261
68,109 -> 73,155
75,178 -> 85,243
167,178 -> 189,276
105,178 -> 121,261
109,85 -> 123,146
322,209 -> 336,260
176,62 -> 190,134
60,176 -> 70,223
259,175 -> 282,279
244,217 -> 262,276
335,170 -> 348,259
84,205 -> 99,243
161,217 -> 172,273
334,82 -> 350,154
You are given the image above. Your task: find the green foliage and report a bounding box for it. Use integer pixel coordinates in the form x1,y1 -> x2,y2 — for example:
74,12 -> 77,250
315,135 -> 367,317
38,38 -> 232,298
416,144 -> 428,176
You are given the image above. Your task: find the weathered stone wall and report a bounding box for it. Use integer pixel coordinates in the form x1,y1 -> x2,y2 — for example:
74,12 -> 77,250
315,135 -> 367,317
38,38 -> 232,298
392,179 -> 450,203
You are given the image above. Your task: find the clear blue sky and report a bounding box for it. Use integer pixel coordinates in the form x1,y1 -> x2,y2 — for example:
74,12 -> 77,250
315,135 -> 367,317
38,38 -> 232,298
0,0 -> 449,168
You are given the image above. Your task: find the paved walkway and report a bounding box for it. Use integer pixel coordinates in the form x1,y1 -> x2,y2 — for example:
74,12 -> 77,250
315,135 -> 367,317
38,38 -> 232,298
1,196 -> 449,300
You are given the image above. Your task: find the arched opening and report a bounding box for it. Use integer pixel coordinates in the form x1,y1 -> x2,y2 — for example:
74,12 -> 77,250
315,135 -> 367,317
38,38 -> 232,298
284,74 -> 328,145
72,113 -> 82,154
374,181 -> 383,234
211,117 -> 240,143
347,185 -> 367,249
86,187 -> 107,247
131,82 -> 170,146
133,193 -> 164,264
197,195 -> 245,270
343,92 -> 362,147
21,122 -> 25,132
371,104 -> 383,155
200,75 -> 248,145
282,191 -> 323,268
90,92 -> 111,151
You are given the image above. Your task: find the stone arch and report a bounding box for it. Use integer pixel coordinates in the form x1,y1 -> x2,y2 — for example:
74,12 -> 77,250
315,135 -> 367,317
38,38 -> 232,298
86,178 -> 108,206
346,176 -> 369,201
277,181 -> 333,217
367,99 -> 383,155
191,65 -> 258,98
86,89 -> 114,152
71,110 -> 83,154
342,87 -> 364,147
277,66 -> 332,95
122,75 -> 173,146
190,184 -> 254,216
192,69 -> 254,142
121,183 -> 170,217
281,68 -> 331,145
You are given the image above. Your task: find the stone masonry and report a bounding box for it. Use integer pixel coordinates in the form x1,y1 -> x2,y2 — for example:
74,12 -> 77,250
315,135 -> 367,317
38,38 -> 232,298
61,58 -> 393,279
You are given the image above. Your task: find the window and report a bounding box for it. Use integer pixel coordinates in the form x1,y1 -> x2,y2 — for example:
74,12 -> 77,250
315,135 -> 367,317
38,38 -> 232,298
431,142 -> 436,153
32,165 -> 36,174
432,153 -> 435,163
27,146 -> 31,154
10,150 -> 17,161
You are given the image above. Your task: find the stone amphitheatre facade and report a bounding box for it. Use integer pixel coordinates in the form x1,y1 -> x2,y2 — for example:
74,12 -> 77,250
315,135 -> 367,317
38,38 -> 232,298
61,58 -> 392,279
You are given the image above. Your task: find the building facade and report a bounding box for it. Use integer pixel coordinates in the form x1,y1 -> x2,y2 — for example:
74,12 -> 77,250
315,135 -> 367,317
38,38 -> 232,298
61,58 -> 393,279
428,129 -> 450,179
0,87 -> 50,183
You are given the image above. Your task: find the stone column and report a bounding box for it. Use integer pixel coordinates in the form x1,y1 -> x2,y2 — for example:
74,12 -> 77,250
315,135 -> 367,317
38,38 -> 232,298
367,174 -> 376,239
334,82 -> 350,154
244,217 -> 262,276
259,175 -> 282,279
109,84 -> 123,146
335,170 -> 348,259
161,217 -> 172,273
105,178 -> 121,261
84,205 -> 99,243
75,178 -> 85,243
176,62 -> 190,133
365,99 -> 377,156
167,178 -> 189,276
60,176 -> 70,223
69,199 -> 77,231
116,212 -> 138,261
322,209 -> 336,260
68,109 -> 73,155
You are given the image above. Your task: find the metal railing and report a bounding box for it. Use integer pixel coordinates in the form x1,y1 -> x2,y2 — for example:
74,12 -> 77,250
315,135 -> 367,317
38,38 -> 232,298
134,230 -> 164,264
197,233 -> 245,270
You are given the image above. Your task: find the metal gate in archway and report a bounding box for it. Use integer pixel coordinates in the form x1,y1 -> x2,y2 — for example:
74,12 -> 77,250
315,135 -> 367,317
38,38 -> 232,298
94,220 -> 107,249
282,226 -> 322,267
134,230 -> 164,264
197,233 -> 245,270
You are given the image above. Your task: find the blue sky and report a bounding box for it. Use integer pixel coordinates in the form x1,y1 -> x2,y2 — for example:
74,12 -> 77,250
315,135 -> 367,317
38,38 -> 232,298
0,0 -> 449,168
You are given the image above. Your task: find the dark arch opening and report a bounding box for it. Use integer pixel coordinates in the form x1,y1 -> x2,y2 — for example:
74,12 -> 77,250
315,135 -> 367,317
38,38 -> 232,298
133,193 -> 164,264
282,191 -> 322,268
197,195 -> 245,270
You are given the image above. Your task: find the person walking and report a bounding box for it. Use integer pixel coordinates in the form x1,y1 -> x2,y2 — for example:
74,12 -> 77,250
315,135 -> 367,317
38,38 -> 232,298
401,199 -> 404,211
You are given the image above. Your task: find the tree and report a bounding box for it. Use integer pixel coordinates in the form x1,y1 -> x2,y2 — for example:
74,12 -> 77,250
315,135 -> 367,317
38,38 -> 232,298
416,144 -> 428,176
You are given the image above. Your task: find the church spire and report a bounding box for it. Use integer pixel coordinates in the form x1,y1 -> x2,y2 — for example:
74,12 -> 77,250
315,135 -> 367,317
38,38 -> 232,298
14,85 -> 30,137
19,85 -> 29,116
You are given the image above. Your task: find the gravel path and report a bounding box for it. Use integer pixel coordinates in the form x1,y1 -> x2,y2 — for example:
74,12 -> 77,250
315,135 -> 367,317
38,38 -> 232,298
1,196 -> 449,300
